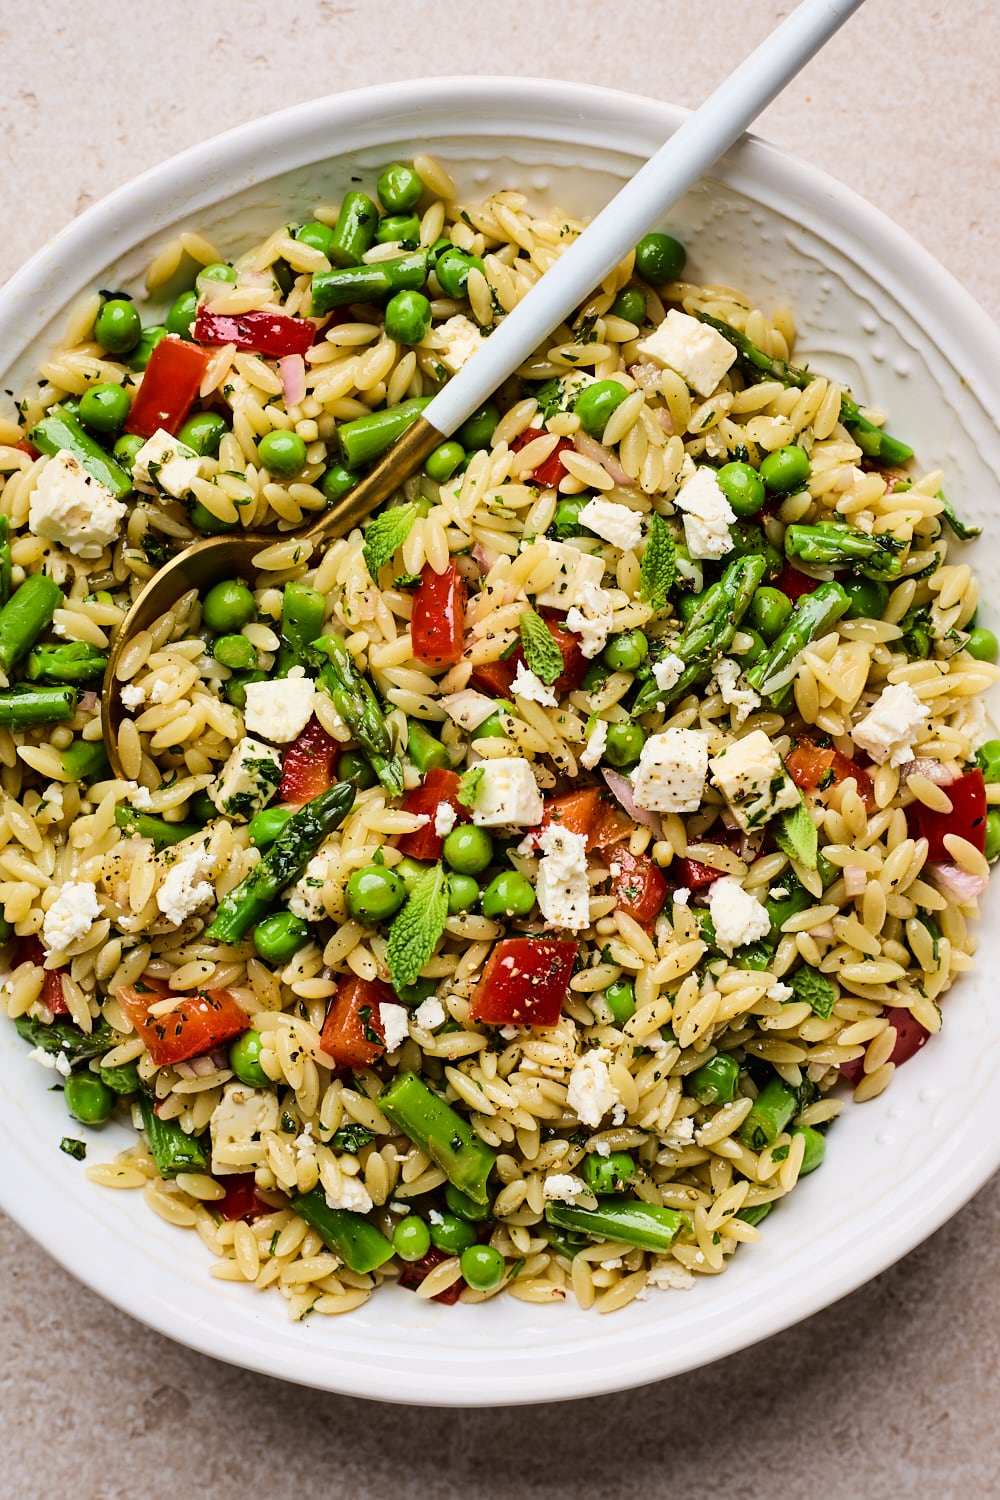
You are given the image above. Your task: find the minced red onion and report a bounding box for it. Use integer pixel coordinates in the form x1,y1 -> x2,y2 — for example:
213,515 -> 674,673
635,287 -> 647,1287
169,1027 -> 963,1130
79,691 -> 99,711
844,866 -> 868,897
572,432 -> 632,487
930,861 -> 988,903
898,757 -> 957,787
601,768 -> 661,836
279,353 -> 306,408
809,923 -> 836,941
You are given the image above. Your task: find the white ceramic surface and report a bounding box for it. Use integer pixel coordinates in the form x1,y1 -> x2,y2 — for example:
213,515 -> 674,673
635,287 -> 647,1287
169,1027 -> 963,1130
0,78 -> 997,1408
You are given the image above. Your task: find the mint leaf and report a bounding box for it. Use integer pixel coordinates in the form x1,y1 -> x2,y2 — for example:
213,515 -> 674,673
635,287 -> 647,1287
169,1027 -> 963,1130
518,609 -> 563,686
362,503 -> 417,579
789,965 -> 837,1019
773,797 -> 818,871
639,512 -> 675,611
60,1137 -> 87,1161
456,766 -> 484,808
386,863 -> 449,990
937,489 -> 981,542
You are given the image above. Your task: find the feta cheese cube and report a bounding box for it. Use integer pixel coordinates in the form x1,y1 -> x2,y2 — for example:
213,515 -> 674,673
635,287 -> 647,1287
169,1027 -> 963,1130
673,887 -> 691,907
542,1173 -> 588,1203
635,309 -> 737,398
632,728 -> 709,813
469,757 -> 544,828
652,652 -> 686,693
435,314 -> 485,374
378,1001 -> 410,1053
675,466 -> 735,560
565,579 -> 616,659
132,428 -> 203,499
156,845 -> 214,926
210,737 -> 282,822
324,1174 -> 374,1215
41,880 -> 100,953
708,729 -> 800,831
244,668 -> 317,744
708,875 -> 771,954
566,1047 -> 623,1128
287,850 -> 330,921
210,1082 -> 279,1176
852,682 -> 929,766
29,450 -> 127,558
533,540 -> 606,611
512,661 -> 558,706
433,801 -> 458,837
579,497 -> 643,552
536,824 -> 590,932
580,718 -> 608,770
713,657 -> 760,727
414,995 -> 446,1031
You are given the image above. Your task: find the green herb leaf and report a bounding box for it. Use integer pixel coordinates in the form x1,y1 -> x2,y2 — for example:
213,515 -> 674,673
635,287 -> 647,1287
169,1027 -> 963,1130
518,609 -> 563,686
937,489 -> 981,542
330,1123 -> 375,1153
362,503 -> 417,579
60,1137 -> 87,1160
773,797 -> 818,871
639,513 -> 675,611
15,1015 -> 115,1063
789,965 -> 837,1019
386,863 -> 449,990
456,766 -> 484,808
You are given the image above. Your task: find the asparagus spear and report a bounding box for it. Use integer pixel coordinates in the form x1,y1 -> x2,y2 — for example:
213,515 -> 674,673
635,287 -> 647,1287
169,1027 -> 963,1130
745,580 -> 849,702
0,685 -> 78,728
138,1093 -> 209,1179
206,779 -> 356,945
114,806 -> 202,848
784,522 -> 904,579
313,634 -> 403,797
15,1015 -> 115,1063
0,516 -> 11,607
380,1071 -> 496,1207
337,397 -> 432,469
293,1187 -> 395,1275
0,574 -> 63,675
739,1074 -> 798,1151
311,251 -> 428,315
60,739 -> 110,782
25,642 -> 109,684
543,1198 -> 687,1253
29,408 -> 133,499
326,190 -> 380,268
275,581 -> 326,677
406,719 -> 450,773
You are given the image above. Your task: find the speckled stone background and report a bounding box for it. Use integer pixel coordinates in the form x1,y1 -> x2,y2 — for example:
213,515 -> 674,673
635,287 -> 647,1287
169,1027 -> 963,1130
2,2 -> 998,1495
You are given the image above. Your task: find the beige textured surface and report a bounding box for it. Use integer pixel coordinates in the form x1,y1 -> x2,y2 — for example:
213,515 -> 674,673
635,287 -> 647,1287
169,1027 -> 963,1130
2,1 -> 999,1493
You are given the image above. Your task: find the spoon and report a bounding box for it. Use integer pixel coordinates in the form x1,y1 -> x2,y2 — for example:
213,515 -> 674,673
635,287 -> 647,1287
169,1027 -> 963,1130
103,0 -> 865,776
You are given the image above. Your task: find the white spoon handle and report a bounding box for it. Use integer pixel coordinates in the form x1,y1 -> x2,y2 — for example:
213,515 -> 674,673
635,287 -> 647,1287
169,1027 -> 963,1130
424,0 -> 865,436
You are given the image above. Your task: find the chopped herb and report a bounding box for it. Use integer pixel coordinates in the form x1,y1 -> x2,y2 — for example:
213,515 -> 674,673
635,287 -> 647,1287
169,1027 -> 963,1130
60,1137 -> 87,1160
362,502 -> 417,578
518,609 -> 563,686
789,965 -> 837,1019
773,797 -> 818,871
385,863 -> 449,990
639,513 -> 675,611
457,766 -> 484,807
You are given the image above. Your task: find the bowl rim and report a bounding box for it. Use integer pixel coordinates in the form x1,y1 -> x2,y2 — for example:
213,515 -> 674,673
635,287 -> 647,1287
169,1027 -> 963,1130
1,75 -> 998,1407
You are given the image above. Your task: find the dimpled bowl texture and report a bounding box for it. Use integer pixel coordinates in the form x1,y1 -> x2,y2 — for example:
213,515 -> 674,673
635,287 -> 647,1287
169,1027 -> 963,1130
0,79 -> 997,1407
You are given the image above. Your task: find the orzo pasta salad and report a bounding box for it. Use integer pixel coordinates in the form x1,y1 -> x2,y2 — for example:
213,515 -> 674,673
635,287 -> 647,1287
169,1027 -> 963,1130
1,153 -> 996,1317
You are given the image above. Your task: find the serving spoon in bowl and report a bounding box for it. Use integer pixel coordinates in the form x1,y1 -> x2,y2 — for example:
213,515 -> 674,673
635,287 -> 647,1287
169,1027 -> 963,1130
102,0 -> 865,775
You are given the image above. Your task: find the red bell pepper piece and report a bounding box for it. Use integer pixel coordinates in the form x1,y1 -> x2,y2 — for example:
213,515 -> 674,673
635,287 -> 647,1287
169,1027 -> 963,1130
193,307 -> 316,358
412,561 -> 467,668
590,800 -> 635,851
538,788 -> 603,844
469,657 -> 517,697
396,767 -> 468,861
17,935 -> 69,1015
319,975 -> 391,1069
775,562 -> 821,601
840,1005 -> 930,1085
116,980 -> 249,1066
278,717 -> 340,804
125,335 -> 212,438
218,1174 -> 268,1222
905,768 -> 986,860
674,856 -> 726,890
609,846 -> 669,926
469,617 -> 585,699
396,1246 -> 464,1304
786,738 -> 876,813
470,938 -> 578,1028
511,426 -> 574,488
15,438 -> 39,460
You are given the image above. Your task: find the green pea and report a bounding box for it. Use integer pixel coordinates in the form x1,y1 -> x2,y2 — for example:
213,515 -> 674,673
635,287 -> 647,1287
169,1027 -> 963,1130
257,429 -> 307,478
677,591 -> 703,623
195,262 -> 237,295
253,911 -> 311,963
986,809 -> 1000,862
94,297 -> 142,354
976,739 -> 1000,785
177,410 -> 228,457
582,1151 -> 637,1194
429,1210 -> 477,1256
435,248 -> 485,299
736,627 -> 767,668
224,670 -> 266,709
481,870 -> 536,919
605,722 -> 645,768
573,379 -> 629,439
99,1059 -> 141,1095
447,874 -> 480,914
112,433 -> 145,469
456,401 -> 499,451
384,289 -> 432,345
551,496 -> 588,538
211,633 -> 256,671
64,1073 -> 114,1125
294,220 -> 336,257
346,865 -> 407,923
321,463 -> 358,505
759,444 -> 811,494
392,1214 -> 431,1262
202,579 -> 256,633
338,750 -> 378,789
228,1029 -> 270,1087
248,805 -> 294,849
394,856 -> 429,893
749,587 -> 793,642
687,1053 -> 739,1105
79,382 -> 130,434
717,460 -> 766,517
190,791 -> 216,824
377,162 -> 424,214
793,1125 -> 826,1176
609,288 -> 646,325
425,440 -> 465,482
165,289 -> 198,340
459,1242 -> 505,1291
445,1183 -> 491,1221
443,824 -> 494,875
966,626 -> 998,663
634,231 -> 687,284
835,575 -> 888,621
603,630 -> 648,673
126,324 -> 167,372
605,979 -> 636,1025
375,213 -> 421,246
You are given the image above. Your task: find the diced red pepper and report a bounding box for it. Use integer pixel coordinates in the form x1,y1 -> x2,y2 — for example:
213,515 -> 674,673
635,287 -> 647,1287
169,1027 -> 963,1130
319,975 -> 391,1069
412,560 -> 466,668
124,335 -> 213,438
468,617 -> 585,699
841,1005 -> 930,1085
16,935 -> 69,1015
786,738 -> 876,813
469,657 -> 518,697
396,1246 -> 464,1304
396,767 -> 468,861
15,438 -> 39,460
218,1174 -> 268,1222
470,938 -> 578,1028
116,980 -> 249,1066
775,562 -> 822,601
278,717 -> 340,804
674,856 -> 727,890
905,768 -> 986,860
193,307 -> 316,358
609,845 -> 669,926
539,788 -> 603,844
511,426 -> 574,488
590,799 -> 635,851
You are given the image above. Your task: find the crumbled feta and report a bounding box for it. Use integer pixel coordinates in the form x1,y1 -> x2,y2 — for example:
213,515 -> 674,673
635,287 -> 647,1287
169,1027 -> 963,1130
632,727 -> 709,813
713,657 -> 760,727
675,466 -> 735,560
414,995 -> 446,1031
294,1123 -> 316,1162
646,1261 -> 696,1291
768,982 -> 794,1002
769,886 -> 789,900
512,661 -> 558,706
379,1001 -> 410,1054
120,682 -> 146,710
132,428 -> 203,499
287,851 -> 330,922
536,823 -> 590,932
209,737 -> 282,822
149,678 -> 171,705
28,450 -> 127,558
852,682 -> 930,767
130,784 -> 154,810
566,579 -> 616,658
42,880 -> 100,953
566,1047 -> 620,1129
324,1174 -> 374,1215
210,1082 -> 279,1175
469,757 -> 544,827
243,668 -> 316,744
156,845 -> 214,926
433,801 -> 458,837
435,314 -> 485,374
653,653 -> 686,693
534,540 -> 606,611
25,1046 -> 72,1078
708,876 -> 771,954
441,690 -> 499,731
580,719 -> 608,770
542,1173 -> 588,1203
673,887 -> 691,907
950,694 -> 989,752
660,1114 -> 695,1144
635,309 -> 737,398
709,729 -> 799,831
579,497 -> 643,552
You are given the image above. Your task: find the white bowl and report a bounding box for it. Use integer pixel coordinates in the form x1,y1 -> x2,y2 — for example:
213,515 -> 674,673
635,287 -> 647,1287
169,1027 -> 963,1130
1,79 -> 997,1407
